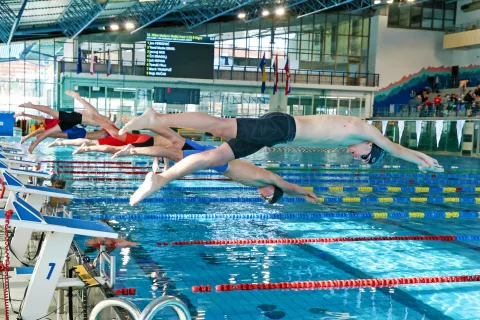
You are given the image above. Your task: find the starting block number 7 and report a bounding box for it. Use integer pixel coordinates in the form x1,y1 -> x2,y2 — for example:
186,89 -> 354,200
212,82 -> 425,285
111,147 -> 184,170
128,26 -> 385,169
46,263 -> 56,280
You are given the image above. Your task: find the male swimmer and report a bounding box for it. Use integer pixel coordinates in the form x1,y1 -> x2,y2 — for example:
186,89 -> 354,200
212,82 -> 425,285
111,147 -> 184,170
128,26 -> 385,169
18,101 -> 98,153
113,139 -> 319,204
118,108 -> 444,204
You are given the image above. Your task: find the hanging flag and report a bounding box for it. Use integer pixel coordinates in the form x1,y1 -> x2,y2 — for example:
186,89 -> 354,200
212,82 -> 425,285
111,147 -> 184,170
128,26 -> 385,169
76,46 -> 82,74
381,120 -> 388,136
398,120 -> 405,143
273,54 -> 278,95
435,120 -> 444,148
258,53 -> 266,94
284,57 -> 291,95
106,49 -> 112,77
89,47 -> 94,75
456,120 -> 465,148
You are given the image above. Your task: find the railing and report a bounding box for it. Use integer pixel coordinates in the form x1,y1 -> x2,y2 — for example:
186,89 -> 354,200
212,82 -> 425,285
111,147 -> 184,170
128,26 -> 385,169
445,19 -> 480,34
60,59 -> 380,88
89,296 -> 192,320
373,102 -> 480,118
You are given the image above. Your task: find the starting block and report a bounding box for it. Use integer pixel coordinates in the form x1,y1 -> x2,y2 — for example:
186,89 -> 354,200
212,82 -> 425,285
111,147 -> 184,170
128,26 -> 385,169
0,153 -> 37,169
0,171 -> 74,267
0,160 -> 50,185
1,195 -> 117,319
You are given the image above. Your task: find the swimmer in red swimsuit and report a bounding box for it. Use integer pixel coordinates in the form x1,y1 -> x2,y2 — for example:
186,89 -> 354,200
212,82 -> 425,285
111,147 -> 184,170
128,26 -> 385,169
58,91 -> 188,156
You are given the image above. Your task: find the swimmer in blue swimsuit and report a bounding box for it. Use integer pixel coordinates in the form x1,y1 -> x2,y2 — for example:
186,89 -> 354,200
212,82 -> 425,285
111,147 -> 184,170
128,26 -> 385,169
112,139 -> 319,205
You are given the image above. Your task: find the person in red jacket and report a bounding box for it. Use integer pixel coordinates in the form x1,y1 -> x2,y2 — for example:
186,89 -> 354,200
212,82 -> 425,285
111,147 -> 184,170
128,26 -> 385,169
433,95 -> 442,116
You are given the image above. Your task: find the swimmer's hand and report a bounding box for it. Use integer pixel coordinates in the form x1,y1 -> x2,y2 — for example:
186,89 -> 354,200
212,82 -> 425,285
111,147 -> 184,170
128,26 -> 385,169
418,164 -> 444,173
290,186 -> 321,203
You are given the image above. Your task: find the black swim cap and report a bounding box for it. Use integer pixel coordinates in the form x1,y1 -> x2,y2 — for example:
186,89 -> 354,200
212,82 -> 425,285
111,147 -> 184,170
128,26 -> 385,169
266,186 -> 284,204
367,143 -> 386,164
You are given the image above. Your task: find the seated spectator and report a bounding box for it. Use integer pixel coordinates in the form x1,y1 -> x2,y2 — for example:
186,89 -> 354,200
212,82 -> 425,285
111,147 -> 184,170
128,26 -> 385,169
433,95 -> 442,106
450,93 -> 459,103
464,90 -> 475,103
474,84 -> 480,98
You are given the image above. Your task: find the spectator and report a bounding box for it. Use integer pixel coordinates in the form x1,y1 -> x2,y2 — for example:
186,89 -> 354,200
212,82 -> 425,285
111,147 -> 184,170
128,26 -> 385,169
424,85 -> 432,93
450,93 -> 459,103
409,90 -> 416,99
433,95 -> 442,117
474,84 -> 480,98
464,90 -> 475,103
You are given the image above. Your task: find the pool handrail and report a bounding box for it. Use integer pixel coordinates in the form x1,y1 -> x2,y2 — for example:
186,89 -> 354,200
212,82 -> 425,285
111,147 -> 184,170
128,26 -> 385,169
140,296 -> 191,320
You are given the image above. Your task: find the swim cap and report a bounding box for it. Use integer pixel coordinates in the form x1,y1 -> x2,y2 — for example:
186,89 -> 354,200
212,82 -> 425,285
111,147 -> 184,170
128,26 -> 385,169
265,186 -> 284,204
367,143 -> 386,164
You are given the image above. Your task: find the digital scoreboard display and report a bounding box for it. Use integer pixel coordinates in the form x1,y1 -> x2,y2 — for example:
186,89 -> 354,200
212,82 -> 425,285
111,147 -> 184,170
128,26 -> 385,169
146,33 -> 214,79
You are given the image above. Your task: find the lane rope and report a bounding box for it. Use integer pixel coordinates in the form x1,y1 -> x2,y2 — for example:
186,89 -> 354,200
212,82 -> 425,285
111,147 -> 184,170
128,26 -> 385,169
191,275 -> 480,293
89,211 -> 480,221
158,234 -> 480,247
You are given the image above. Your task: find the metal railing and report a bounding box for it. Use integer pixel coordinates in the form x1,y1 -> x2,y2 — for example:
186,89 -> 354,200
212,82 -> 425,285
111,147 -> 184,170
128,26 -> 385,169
60,59 -> 380,87
89,296 -> 191,320
445,19 -> 480,34
373,102 -> 480,118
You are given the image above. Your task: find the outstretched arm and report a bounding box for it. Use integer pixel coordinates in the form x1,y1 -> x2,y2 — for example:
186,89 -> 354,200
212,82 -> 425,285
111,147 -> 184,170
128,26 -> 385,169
258,171 -> 320,203
362,123 -> 443,172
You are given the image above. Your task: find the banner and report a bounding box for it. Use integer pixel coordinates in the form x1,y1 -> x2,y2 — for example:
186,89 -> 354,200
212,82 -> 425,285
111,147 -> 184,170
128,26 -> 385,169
456,120 -> 466,148
415,120 -> 422,147
381,120 -> 388,136
398,120 -> 405,143
435,120 -> 444,148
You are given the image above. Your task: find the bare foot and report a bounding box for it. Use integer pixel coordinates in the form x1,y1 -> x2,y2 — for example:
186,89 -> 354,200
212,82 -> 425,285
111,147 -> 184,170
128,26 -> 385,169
111,144 -> 134,159
65,90 -> 80,99
47,138 -> 63,148
152,157 -> 160,173
19,102 -> 34,109
118,107 -> 158,135
73,143 -> 89,155
28,139 -> 41,154
130,172 -> 167,206
20,136 -> 27,145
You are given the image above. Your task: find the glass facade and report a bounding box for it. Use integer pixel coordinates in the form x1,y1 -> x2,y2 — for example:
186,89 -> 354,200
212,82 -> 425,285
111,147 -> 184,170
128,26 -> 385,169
77,12 -> 371,75
0,39 -> 65,112
387,0 -> 456,30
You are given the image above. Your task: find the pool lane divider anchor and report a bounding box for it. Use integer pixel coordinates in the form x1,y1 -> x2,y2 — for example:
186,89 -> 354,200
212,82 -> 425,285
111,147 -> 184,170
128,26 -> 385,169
191,275 -> 480,293
157,235 -> 477,247
114,288 -> 137,296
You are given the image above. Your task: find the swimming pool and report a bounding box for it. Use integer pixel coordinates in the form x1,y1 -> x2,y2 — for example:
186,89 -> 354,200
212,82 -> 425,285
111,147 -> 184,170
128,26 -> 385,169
42,141 -> 480,320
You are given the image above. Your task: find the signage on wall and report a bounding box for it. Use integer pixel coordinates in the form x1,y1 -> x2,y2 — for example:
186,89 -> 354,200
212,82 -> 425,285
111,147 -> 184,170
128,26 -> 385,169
145,33 -> 214,79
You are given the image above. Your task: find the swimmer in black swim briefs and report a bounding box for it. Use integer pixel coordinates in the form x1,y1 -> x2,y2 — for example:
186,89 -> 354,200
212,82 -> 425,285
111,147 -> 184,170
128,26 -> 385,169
118,107 -> 443,205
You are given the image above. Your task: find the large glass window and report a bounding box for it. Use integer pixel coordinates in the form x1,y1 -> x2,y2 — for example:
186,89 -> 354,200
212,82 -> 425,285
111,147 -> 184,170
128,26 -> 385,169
387,0 -> 455,30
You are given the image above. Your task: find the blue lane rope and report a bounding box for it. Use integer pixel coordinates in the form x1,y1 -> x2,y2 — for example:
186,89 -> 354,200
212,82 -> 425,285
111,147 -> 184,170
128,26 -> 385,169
86,211 -> 480,221
69,179 -> 480,186
72,196 -> 480,204
70,186 -> 480,193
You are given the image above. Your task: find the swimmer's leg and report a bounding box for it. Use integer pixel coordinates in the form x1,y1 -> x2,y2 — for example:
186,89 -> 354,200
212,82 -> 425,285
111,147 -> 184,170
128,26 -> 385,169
28,125 -> 63,153
48,138 -> 92,147
19,102 -> 59,118
119,107 -> 236,138
21,128 -> 45,144
74,144 -> 121,155
130,143 -> 234,205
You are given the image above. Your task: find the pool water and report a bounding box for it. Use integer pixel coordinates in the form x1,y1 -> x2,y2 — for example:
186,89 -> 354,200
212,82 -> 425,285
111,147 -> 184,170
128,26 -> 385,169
39,141 -> 480,320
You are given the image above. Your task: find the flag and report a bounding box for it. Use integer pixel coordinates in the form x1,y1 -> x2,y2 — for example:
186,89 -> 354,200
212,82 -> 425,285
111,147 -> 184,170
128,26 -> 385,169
106,49 -> 112,76
284,57 -> 291,95
273,54 -> 278,95
89,47 -> 94,75
76,46 -> 82,74
258,53 -> 266,94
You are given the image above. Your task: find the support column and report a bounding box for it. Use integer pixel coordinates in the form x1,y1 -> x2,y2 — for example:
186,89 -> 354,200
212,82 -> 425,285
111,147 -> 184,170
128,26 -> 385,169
269,92 -> 288,113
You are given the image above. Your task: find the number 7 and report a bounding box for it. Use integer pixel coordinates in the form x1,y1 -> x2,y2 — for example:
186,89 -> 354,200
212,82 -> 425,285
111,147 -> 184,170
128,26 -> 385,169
46,263 -> 56,280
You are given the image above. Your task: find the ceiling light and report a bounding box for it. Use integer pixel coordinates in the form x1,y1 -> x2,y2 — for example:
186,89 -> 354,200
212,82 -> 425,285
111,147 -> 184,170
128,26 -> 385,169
386,0 -> 393,3
262,9 -> 270,16
374,0 -> 381,3
238,12 -> 246,19
111,24 -> 119,31
125,22 -> 135,30
275,7 -> 285,15
407,0 -> 415,2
